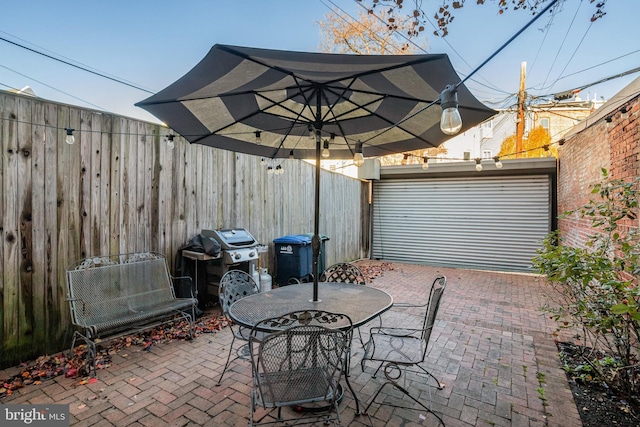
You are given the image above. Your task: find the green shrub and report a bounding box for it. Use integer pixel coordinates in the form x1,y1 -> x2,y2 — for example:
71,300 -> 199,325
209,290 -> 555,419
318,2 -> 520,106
533,169 -> 640,400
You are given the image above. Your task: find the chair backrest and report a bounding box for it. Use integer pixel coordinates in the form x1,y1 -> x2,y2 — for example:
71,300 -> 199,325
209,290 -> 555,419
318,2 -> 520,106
421,275 -> 447,344
218,270 -> 259,315
320,262 -> 367,285
249,310 -> 352,406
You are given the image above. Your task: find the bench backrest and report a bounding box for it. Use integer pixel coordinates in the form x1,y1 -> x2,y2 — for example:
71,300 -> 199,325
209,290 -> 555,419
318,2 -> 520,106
67,253 -> 176,327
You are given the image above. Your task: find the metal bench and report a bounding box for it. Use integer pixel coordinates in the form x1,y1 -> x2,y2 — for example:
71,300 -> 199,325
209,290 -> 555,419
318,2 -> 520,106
66,252 -> 197,376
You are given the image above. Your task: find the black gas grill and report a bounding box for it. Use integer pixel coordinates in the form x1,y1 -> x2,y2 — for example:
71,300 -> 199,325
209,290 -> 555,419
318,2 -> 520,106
201,228 -> 260,295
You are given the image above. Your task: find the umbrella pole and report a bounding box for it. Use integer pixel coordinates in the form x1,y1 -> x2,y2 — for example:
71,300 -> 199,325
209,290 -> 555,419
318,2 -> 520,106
312,126 -> 321,302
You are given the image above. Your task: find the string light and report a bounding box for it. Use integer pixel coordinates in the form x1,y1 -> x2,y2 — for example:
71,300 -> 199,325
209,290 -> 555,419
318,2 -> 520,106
353,141 -> 364,167
605,116 -> 613,128
401,153 -> 409,165
422,157 -> 429,170
64,128 -> 75,145
475,158 -> 483,172
254,130 -> 262,144
64,107 -> 75,144
439,85 -> 462,135
322,140 -> 330,158
620,107 -> 629,120
493,156 -> 503,169
1,108 -> 567,165
289,150 -> 294,160
166,134 -> 175,149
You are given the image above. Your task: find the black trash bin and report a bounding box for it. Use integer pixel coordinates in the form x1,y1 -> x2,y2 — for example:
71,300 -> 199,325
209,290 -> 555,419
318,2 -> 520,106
273,233 -> 330,285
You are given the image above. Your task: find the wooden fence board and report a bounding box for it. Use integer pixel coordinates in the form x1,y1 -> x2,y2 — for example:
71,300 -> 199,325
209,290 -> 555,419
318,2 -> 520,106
17,96 -> 34,355
44,102 -> 63,346
31,101 -> 46,348
2,95 -> 19,362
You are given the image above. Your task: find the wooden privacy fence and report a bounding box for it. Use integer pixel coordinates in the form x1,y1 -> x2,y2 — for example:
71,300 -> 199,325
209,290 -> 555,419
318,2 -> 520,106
0,91 -> 370,369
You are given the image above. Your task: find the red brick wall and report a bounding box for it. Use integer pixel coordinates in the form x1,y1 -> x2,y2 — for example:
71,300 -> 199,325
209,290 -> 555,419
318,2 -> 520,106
557,98 -> 639,248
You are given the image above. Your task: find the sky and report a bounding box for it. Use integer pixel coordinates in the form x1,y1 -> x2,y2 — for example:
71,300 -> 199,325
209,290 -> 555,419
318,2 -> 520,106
1,0 -> 639,124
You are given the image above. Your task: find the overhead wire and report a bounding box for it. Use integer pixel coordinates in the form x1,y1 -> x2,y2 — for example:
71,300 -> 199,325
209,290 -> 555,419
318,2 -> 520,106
526,0 -> 560,81
545,20 -> 594,94
350,0 -> 510,96
536,66 -> 640,99
536,0 -> 583,94
0,63 -> 108,111
0,35 -> 155,94
557,49 -> 640,80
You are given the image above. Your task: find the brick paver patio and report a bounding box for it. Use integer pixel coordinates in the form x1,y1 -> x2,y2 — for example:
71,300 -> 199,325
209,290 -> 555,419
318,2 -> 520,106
0,262 -> 582,426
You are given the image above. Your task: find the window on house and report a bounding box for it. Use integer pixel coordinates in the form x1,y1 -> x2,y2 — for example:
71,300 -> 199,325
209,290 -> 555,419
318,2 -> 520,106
540,117 -> 550,131
482,150 -> 493,159
480,120 -> 493,138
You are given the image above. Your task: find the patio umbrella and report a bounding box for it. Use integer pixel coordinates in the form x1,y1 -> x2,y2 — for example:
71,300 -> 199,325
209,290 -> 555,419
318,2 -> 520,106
136,44 -> 495,301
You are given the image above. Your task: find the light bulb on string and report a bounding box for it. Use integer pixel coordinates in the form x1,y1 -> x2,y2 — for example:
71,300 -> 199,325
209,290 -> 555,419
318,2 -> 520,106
353,141 -> 364,167
254,130 -> 262,144
322,140 -> 330,158
475,158 -> 483,172
422,157 -> 429,170
439,85 -> 462,135
166,134 -> 175,149
621,107 -> 629,120
64,128 -> 75,145
493,156 -> 503,169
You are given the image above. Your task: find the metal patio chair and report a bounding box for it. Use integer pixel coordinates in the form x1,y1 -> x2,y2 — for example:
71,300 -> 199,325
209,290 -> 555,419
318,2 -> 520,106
216,269 -> 260,386
360,275 -> 447,425
248,310 -> 353,426
320,262 -> 367,286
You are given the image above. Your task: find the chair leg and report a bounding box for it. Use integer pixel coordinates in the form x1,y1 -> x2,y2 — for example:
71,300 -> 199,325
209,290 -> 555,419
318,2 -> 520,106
415,364 -> 445,390
216,335 -> 237,386
364,379 -> 445,426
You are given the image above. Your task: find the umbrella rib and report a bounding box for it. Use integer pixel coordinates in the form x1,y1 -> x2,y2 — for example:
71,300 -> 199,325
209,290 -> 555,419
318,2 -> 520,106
320,84 -> 439,147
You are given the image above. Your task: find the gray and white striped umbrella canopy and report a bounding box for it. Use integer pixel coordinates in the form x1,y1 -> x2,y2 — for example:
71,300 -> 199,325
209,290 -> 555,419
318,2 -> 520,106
136,44 -> 495,160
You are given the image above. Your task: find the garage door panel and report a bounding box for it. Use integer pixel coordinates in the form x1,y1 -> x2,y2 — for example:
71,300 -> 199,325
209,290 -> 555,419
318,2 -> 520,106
372,176 -> 551,272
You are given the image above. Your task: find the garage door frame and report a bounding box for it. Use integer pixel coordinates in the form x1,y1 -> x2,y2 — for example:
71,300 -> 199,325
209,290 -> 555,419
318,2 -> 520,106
371,158 -> 557,272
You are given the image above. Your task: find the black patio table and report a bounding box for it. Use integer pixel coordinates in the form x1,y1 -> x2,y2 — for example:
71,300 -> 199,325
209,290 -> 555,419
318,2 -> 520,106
228,281 -> 393,414
228,282 -> 393,330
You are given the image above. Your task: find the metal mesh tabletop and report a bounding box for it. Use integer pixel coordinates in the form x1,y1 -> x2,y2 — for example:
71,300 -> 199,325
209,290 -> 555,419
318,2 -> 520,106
228,282 -> 393,329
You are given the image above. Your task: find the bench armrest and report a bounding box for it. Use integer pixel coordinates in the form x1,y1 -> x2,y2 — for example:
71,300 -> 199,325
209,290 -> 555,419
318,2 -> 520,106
171,275 -> 195,298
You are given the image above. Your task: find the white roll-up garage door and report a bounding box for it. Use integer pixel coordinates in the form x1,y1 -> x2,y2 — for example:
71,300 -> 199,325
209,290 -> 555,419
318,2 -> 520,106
371,175 -> 551,272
